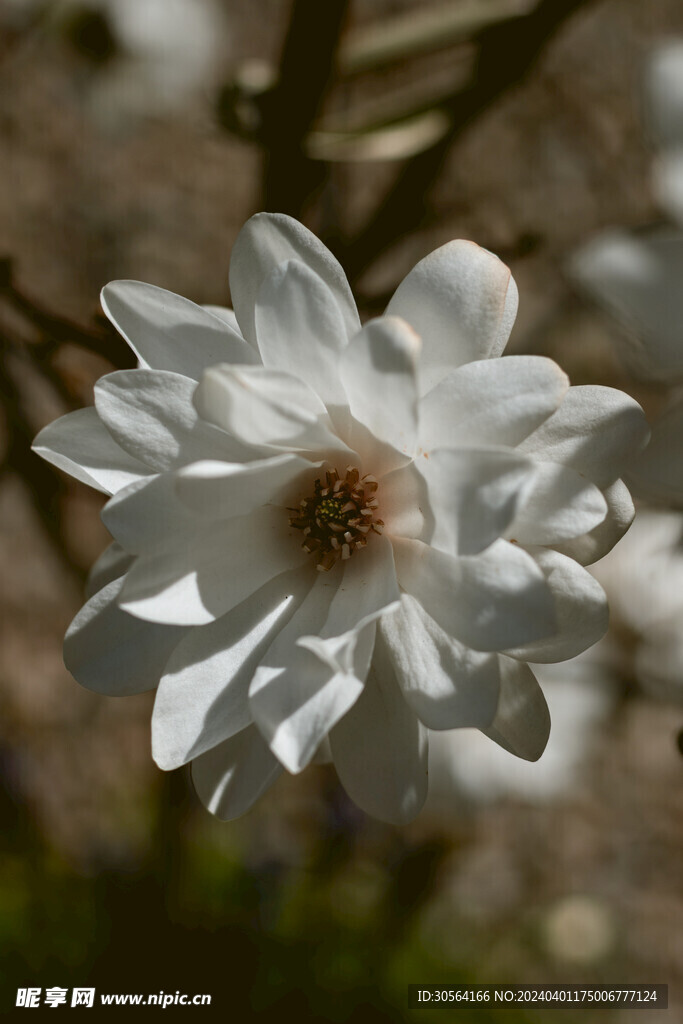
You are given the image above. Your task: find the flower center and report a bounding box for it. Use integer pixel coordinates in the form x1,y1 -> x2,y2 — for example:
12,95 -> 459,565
288,467 -> 384,572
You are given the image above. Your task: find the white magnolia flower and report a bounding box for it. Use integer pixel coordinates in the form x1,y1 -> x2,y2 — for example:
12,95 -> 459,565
570,42 -> 683,504
570,41 -> 683,384
33,214 -> 648,824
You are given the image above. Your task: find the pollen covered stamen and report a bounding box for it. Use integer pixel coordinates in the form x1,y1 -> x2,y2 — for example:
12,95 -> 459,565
288,467 -> 384,572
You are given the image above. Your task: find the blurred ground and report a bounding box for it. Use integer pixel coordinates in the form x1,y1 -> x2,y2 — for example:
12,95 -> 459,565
1,0 -> 683,1019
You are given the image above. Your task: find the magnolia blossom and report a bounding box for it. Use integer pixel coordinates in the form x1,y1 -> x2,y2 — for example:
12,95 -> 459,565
33,214 -> 648,824
571,41 -> 683,504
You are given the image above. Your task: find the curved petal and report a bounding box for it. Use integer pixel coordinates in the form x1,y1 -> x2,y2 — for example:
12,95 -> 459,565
627,396 -> 683,507
119,506 -> 310,625
419,446 -> 536,556
191,726 -> 282,821
102,473 -> 198,555
249,551 -> 388,773
64,577 -> 186,696
101,281 -> 258,381
552,478 -> 635,566
194,364 -> 352,459
250,612 -> 374,775
339,317 -> 420,470
95,369 -> 252,471
385,239 -> 518,394
310,532 -> 400,642
229,212 -> 360,347
330,631 -> 428,825
86,542 -> 134,598
254,259 -> 348,411
152,568 -> 311,770
482,656 -> 550,761
32,407 -> 151,495
505,462 -> 608,546
202,305 -> 242,335
393,536 -> 556,652
418,356 -> 568,452
504,547 -> 608,664
518,385 -> 650,488
380,595 -> 500,731
380,460 -> 434,542
174,454 -> 317,519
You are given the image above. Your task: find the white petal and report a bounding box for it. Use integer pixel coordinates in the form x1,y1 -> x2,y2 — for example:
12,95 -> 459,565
330,631 -> 428,825
393,537 -> 555,652
194,364 -> 352,459
570,230 -> 683,381
191,726 -> 282,820
64,577 -> 185,695
101,281 -> 258,381
506,462 -> 608,546
250,591 -> 374,774
95,369 -> 251,471
175,454 -> 316,519
229,212 -> 360,347
385,240 -> 518,394
201,305 -> 243,336
380,595 -> 500,730
102,473 -> 198,555
86,542 -> 134,597
250,546 -> 392,774
418,355 -> 568,451
279,538 -> 398,753
254,259 -> 348,411
627,396 -> 683,507
518,385 -> 649,488
339,316 -> 420,470
310,532 -> 400,641
380,461 -> 432,542
152,568 -> 311,770
32,407 -> 151,495
552,478 -> 634,566
119,506 -> 309,625
418,446 -> 536,556
504,548 -> 608,664
482,656 -> 550,761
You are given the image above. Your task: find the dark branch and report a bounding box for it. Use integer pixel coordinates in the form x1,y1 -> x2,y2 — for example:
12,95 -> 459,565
336,0 -> 594,283
260,0 -> 350,216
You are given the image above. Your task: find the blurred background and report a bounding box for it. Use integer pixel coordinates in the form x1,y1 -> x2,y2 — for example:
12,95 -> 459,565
1,0 -> 683,1019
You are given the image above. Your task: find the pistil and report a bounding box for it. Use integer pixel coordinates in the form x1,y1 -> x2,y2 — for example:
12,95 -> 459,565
288,467 -> 384,571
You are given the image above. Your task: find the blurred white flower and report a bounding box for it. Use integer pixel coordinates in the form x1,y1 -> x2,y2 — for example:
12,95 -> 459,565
647,40 -> 683,224
571,41 -> 683,383
55,0 -> 226,125
33,213 -> 648,824
591,508 -> 683,701
570,229 -> 683,384
570,41 -> 683,505
103,0 -> 223,111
